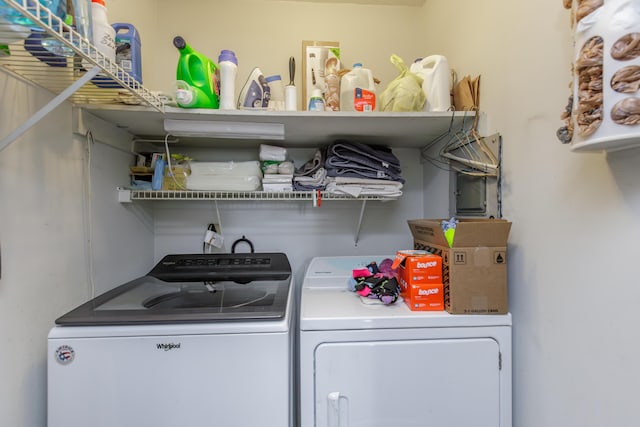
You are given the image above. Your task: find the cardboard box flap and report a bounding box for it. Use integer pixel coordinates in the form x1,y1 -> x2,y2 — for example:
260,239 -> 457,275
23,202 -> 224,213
408,219 -> 511,247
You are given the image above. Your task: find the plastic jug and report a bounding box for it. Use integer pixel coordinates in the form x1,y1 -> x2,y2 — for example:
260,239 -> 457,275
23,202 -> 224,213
113,23 -> 142,83
409,55 -> 451,112
340,63 -> 376,112
173,35 -> 219,109
91,0 -> 115,62
92,22 -> 141,88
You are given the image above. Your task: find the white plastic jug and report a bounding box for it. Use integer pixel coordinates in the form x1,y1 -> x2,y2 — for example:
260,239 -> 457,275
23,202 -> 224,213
410,55 -> 451,112
340,63 -> 376,112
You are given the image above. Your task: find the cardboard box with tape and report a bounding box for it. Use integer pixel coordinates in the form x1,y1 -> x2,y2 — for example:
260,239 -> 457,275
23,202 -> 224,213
407,219 -> 512,314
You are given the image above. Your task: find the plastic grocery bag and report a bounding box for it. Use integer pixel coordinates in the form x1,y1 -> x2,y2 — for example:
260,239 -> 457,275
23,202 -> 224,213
379,54 -> 426,112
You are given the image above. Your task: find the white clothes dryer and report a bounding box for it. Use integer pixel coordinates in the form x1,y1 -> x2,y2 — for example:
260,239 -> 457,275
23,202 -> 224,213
298,256 -> 512,427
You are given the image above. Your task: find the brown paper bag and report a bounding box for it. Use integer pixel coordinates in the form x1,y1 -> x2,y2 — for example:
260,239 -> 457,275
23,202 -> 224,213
453,75 -> 481,111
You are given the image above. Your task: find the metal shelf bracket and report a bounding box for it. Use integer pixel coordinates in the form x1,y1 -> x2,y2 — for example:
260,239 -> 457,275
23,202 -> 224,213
354,200 -> 367,246
0,66 -> 100,152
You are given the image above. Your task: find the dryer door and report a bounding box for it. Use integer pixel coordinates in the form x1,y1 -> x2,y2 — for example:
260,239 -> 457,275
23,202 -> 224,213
314,338 -> 501,427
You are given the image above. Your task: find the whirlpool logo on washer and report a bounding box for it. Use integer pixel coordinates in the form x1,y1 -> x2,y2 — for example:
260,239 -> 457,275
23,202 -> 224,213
156,343 -> 181,351
55,345 -> 75,365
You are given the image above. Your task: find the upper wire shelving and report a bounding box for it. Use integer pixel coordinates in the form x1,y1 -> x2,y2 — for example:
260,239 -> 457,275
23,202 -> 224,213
0,0 -> 164,151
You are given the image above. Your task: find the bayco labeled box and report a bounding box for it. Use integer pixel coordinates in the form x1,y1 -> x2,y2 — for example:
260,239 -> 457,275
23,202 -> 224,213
407,219 -> 512,315
392,250 -> 444,311
391,250 -> 442,285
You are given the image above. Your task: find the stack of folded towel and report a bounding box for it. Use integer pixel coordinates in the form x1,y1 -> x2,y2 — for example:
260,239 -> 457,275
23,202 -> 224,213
323,140 -> 404,198
293,148 -> 329,191
261,144 -> 294,192
186,161 -> 263,191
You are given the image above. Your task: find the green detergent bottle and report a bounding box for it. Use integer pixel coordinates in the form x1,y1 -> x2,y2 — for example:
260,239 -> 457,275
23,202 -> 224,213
173,36 -> 219,109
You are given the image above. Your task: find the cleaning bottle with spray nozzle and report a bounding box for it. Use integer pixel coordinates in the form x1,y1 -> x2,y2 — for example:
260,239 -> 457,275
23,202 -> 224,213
173,36 -> 219,109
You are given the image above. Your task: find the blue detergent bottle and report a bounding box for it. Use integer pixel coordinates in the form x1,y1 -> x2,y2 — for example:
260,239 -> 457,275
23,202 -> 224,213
113,23 -> 142,83
92,22 -> 142,88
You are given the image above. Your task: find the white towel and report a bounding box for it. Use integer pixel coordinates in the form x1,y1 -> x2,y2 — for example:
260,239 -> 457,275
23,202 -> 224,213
293,168 -> 328,186
325,177 -> 403,198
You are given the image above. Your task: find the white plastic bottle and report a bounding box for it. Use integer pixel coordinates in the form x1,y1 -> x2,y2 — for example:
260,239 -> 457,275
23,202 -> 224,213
308,88 -> 325,111
218,49 -> 238,110
340,63 -> 376,112
410,55 -> 451,112
266,75 -> 285,111
90,0 -> 115,63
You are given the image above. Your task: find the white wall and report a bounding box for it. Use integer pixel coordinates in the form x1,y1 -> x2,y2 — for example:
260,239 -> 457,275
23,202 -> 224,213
0,79 -> 157,425
0,74 -> 89,426
422,1 -> 640,426
109,0 -> 430,101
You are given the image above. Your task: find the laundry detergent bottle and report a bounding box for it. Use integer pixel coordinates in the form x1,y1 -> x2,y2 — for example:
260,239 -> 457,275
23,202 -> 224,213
173,36 -> 219,109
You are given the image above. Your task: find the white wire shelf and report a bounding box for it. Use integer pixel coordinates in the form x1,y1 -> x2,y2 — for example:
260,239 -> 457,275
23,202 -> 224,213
117,188 -> 398,202
0,0 -> 164,109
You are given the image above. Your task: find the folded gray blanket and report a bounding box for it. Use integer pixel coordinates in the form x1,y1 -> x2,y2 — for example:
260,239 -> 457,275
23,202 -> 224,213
326,140 -> 400,169
325,140 -> 404,183
326,167 -> 405,183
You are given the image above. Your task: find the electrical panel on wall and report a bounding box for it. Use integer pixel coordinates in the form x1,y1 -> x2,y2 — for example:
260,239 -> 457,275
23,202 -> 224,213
449,133 -> 502,219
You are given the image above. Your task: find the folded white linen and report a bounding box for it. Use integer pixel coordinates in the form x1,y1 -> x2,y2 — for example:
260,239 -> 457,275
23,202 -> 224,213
263,174 -> 293,184
325,176 -> 403,198
293,168 -> 328,186
331,176 -> 403,186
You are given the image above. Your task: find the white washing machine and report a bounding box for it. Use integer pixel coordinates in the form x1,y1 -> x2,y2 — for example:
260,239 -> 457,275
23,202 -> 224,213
48,253 -> 294,427
299,256 -> 512,427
